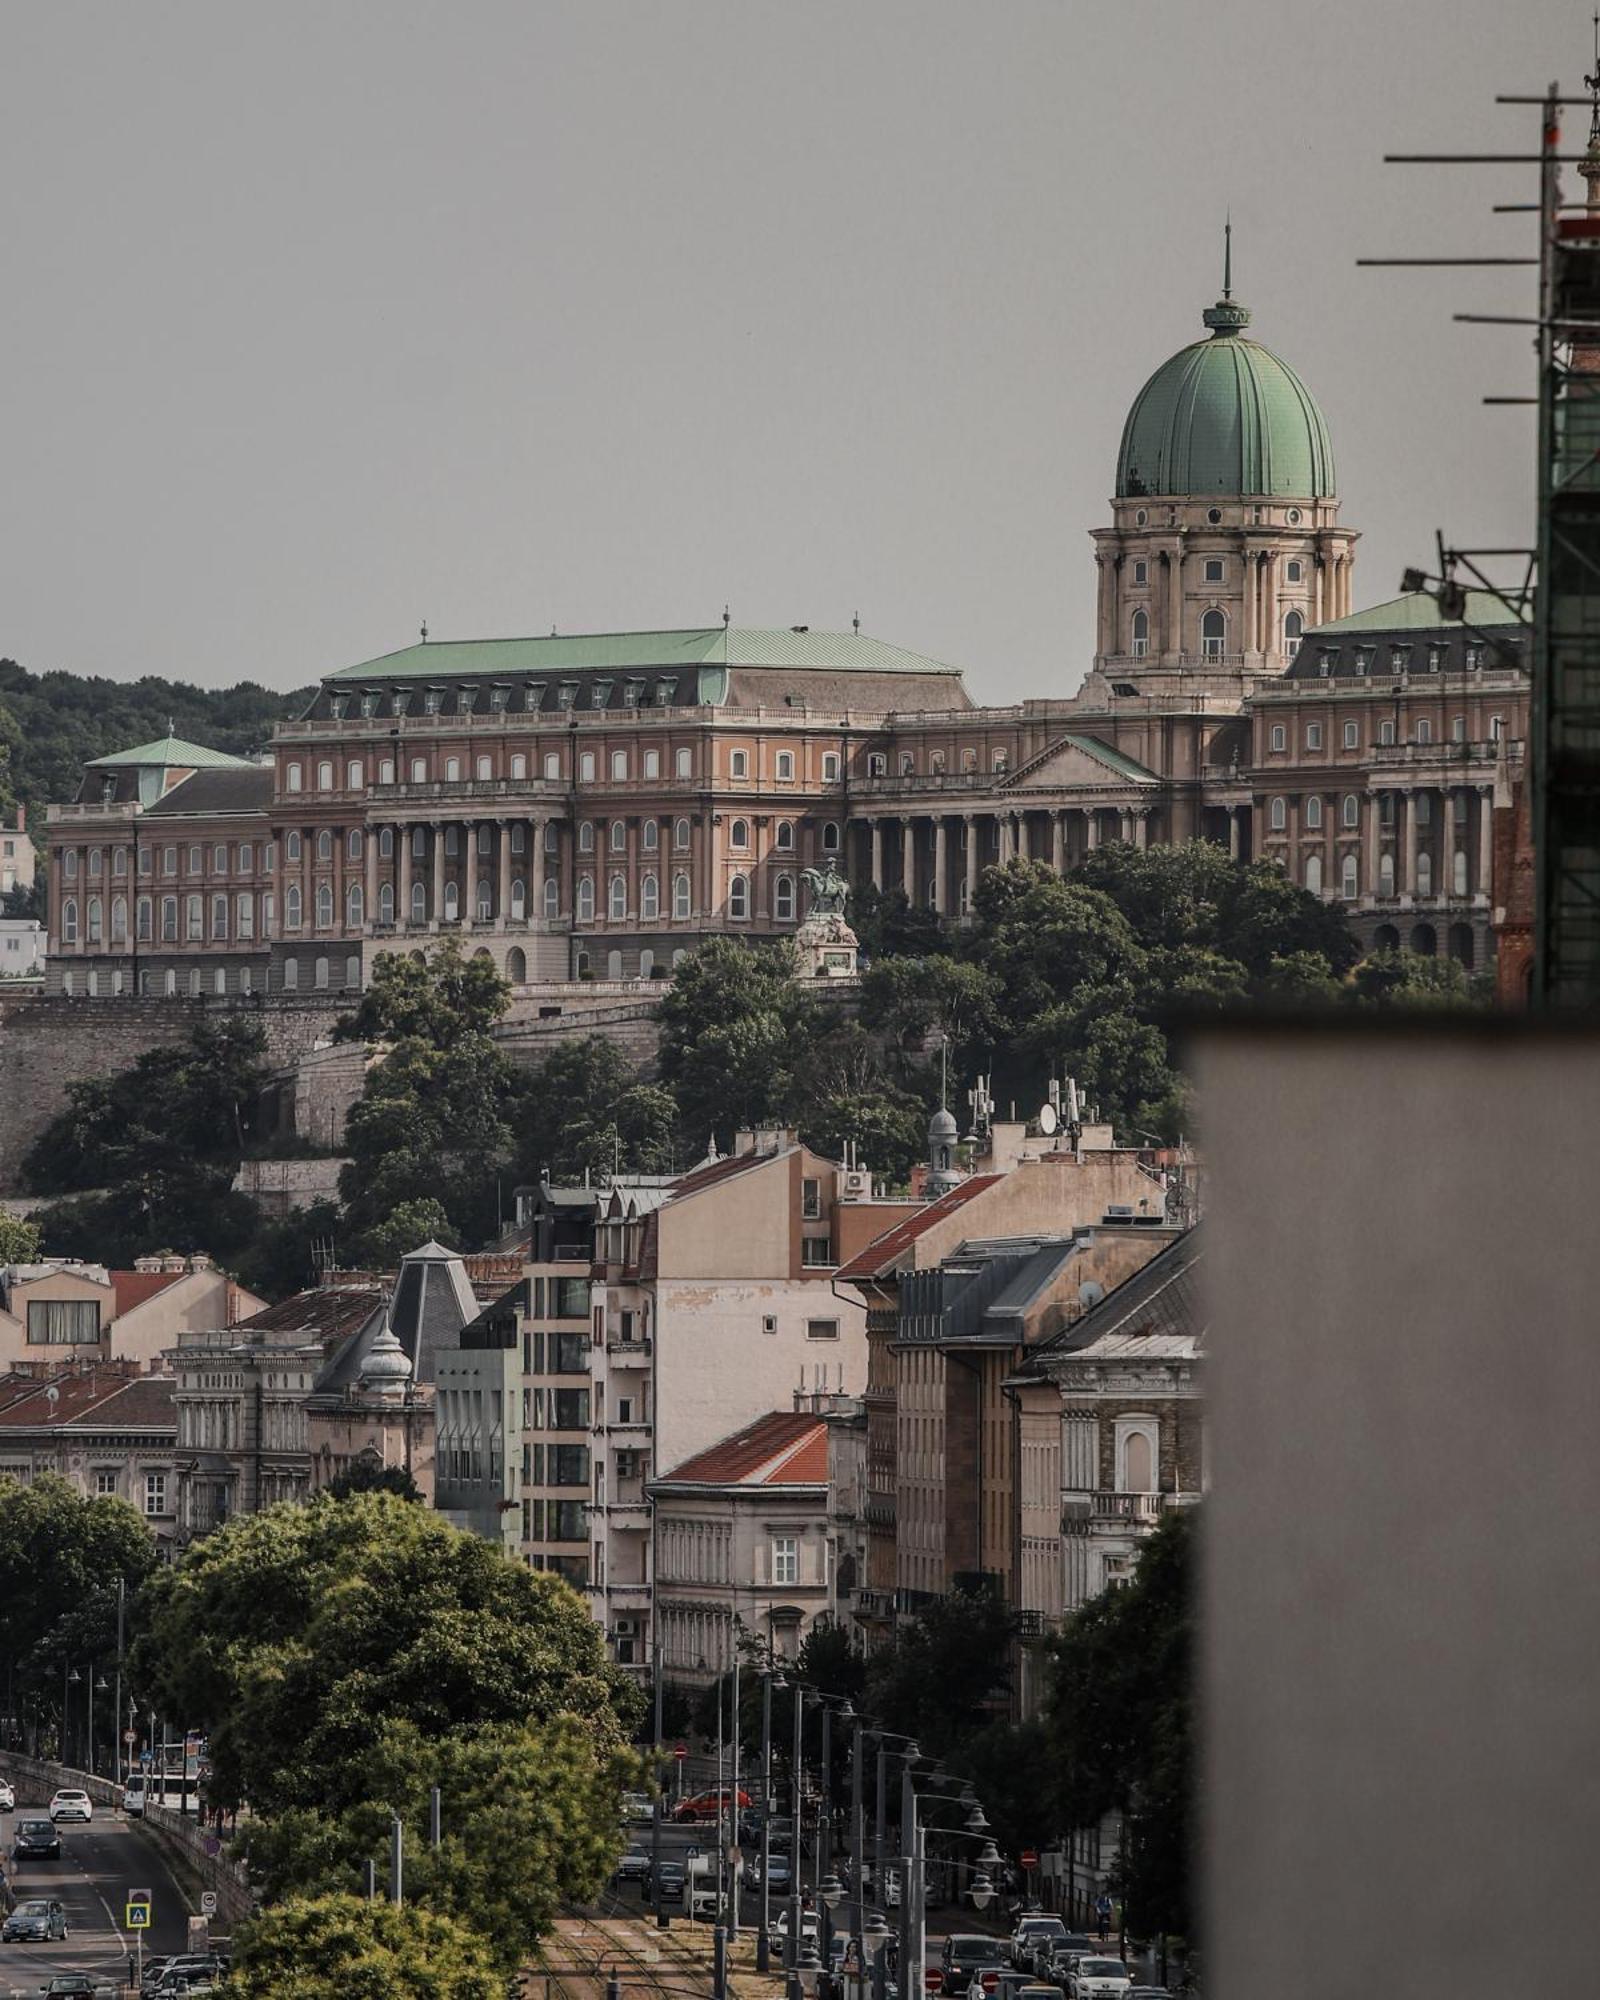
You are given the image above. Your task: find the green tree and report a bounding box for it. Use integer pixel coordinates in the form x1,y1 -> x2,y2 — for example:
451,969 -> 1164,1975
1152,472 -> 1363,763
353,1198 -> 457,1271
1349,948 -> 1476,1008
515,1036 -> 679,1184
860,955 -> 1001,1062
338,1036 -> 518,1248
231,1199 -> 345,1303
787,1019 -> 932,1185
0,1213 -> 42,1264
656,939 -> 829,1153
847,882 -> 949,960
1045,1508 -> 1196,1939
226,1894 -> 500,2000
132,1492 -> 639,1818
324,1462 -> 422,1502
334,939 -> 511,1048
864,1583 -> 1019,1758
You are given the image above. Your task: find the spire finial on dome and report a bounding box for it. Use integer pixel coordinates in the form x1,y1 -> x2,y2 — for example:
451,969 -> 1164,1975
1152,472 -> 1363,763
1202,217 -> 1251,338
1223,211 -> 1232,301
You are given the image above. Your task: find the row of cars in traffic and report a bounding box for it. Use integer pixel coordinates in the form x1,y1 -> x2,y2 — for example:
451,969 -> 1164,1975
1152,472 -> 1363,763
989,1913 -> 1173,1999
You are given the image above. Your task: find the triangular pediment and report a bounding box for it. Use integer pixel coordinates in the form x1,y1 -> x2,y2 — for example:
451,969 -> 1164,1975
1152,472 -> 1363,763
1003,732 -> 1159,792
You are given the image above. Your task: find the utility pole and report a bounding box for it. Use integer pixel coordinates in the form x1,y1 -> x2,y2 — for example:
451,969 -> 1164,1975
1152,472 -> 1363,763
729,1636 -> 741,1938
652,1632 -> 668,1930
113,1577 -> 125,1788
787,1685 -> 804,1969
389,1814 -> 404,1907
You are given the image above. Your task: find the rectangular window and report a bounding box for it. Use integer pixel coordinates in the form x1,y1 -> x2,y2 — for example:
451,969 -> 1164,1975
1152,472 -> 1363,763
801,1177 -> 822,1220
552,1444 -> 590,1486
144,1472 -> 168,1517
26,1300 -> 101,1345
553,1502 -> 588,1543
550,1332 -> 589,1373
551,1387 -> 591,1430
1306,722 -> 1323,751
1204,558 -> 1224,583
1270,724 -> 1286,752
800,1238 -> 834,1268
94,1470 -> 118,1496
772,1535 -> 798,1586
554,1277 -> 591,1318
806,1318 -> 840,1341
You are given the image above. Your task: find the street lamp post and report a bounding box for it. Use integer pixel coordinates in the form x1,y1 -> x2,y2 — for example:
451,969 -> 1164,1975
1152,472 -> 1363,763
757,1663 -> 785,1972
787,1682 -> 805,1970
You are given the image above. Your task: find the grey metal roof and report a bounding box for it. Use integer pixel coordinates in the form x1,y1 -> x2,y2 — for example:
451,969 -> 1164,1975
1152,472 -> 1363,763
1030,1227 -> 1205,1363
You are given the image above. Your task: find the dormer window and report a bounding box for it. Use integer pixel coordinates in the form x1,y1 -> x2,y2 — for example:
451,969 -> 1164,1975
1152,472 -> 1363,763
591,680 -> 613,709
1466,644 -> 1485,672
1319,648 -> 1338,676
1389,646 -> 1411,673
557,682 -> 579,710
329,695 -> 349,720
424,686 -> 444,714
390,689 -> 408,716
623,679 -> 645,707
490,684 -> 510,712
525,682 -> 546,710
1427,645 -> 1446,673
655,679 -> 678,706
455,685 -> 477,714
1355,648 -> 1373,676
360,689 -> 381,718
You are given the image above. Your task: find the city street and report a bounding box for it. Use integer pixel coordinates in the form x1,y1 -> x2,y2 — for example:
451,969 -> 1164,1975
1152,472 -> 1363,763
0,1793 -> 193,1997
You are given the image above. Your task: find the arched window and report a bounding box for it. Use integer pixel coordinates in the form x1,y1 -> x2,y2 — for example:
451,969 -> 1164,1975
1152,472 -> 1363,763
347,883 -> 364,928
61,897 -> 78,944
776,751 -> 795,780
610,819 -> 627,851
1379,852 -> 1396,896
1305,853 -> 1323,895
85,897 -> 102,943
410,756 -> 427,782
285,831 -> 302,862
1342,794 -> 1360,829
379,882 -> 395,925
608,874 -> 627,920
642,819 -> 659,852
774,875 -> 795,921
317,760 -> 334,791
63,851 -> 79,882
314,956 -> 329,989
776,821 -> 794,851
611,750 -> 628,780
160,967 -> 175,996
410,879 -> 427,924
286,761 -> 303,793
342,955 -> 359,989
639,948 -> 655,978
1284,609 -> 1304,658
1201,609 -> 1226,659
822,822 -> 841,851
443,881 -> 459,921
445,756 -> 462,781
110,897 -> 127,943
1269,797 -> 1287,832
317,830 -> 333,862
577,876 -> 596,922
444,825 -> 459,856
730,818 -> 749,849
212,893 -> 228,939
674,817 -> 691,850
673,947 -> 688,968
673,872 -> 691,920
641,873 -> 659,921
283,956 -> 299,991
579,822 -> 595,853
508,752 -> 526,779
88,849 -> 104,880
476,755 -> 492,781
379,758 -> 395,784
579,751 -> 596,782
1452,848 -> 1468,896
1416,719 -> 1433,745
188,968 -> 202,997
544,877 -> 560,918
161,896 -> 177,941
728,874 -> 750,919
1131,608 -> 1149,658
676,747 -> 692,778
1417,852 -> 1433,898
510,878 -> 526,920
1305,796 -> 1323,830
730,750 -> 749,778
379,826 -> 394,858
184,894 -> 202,940
347,760 -> 363,790
508,824 -> 525,855
213,968 -> 226,995
348,828 -> 363,860
1341,853 -> 1359,899
137,897 -> 152,941
607,950 -> 624,980
315,883 -> 333,928
1122,1429 -> 1155,1493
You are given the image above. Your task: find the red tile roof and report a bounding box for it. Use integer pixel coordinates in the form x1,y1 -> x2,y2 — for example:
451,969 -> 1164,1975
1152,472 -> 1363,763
110,1270 -> 185,1318
236,1285 -> 385,1342
0,1365 -> 171,1429
658,1410 -> 829,1488
832,1176 -> 1005,1283
668,1152 -> 771,1200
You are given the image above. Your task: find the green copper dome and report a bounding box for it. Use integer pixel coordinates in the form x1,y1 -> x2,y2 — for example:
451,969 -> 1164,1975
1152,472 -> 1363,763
1116,293 -> 1335,501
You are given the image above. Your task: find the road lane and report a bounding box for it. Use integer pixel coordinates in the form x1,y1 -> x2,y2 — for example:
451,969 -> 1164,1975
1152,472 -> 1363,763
1,1797 -> 193,1995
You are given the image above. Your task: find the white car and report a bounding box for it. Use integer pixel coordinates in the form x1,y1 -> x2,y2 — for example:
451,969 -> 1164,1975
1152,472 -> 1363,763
0,1780 -> 14,1811
1069,1960 -> 1132,2000
48,1789 -> 93,1824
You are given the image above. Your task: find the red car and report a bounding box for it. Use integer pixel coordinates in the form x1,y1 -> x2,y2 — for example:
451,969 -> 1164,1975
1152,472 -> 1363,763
673,1787 -> 752,1823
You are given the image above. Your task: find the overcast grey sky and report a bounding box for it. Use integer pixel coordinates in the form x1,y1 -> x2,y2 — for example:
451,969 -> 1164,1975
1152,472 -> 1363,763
0,0 -> 1581,703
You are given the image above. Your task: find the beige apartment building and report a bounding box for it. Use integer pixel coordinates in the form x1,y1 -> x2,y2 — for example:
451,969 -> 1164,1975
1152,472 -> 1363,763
0,1255 -> 263,1375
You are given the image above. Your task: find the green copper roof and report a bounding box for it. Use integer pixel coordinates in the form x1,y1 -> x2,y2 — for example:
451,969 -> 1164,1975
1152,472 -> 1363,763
1116,296 -> 1335,500
1309,590 -> 1529,636
86,735 -> 257,770
325,626 -> 962,684
1061,733 -> 1158,783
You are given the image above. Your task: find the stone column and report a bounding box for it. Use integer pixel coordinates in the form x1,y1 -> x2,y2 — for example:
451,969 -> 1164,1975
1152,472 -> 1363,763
364,823 -> 378,929
1366,794 -> 1383,897
497,818 -> 512,924
900,818 -> 916,901
1083,808 -> 1101,852
430,821 -> 444,924
964,815 -> 979,913
933,818 -> 948,915
1399,792 -> 1416,900
1477,787 -> 1494,898
999,815 -> 1014,865
870,820 -> 884,891
463,820 -> 479,924
532,819 -> 546,922
1015,813 -> 1031,862
1262,553 -> 1280,664
1119,809 -> 1133,843
1133,809 -> 1149,851
1051,811 -> 1066,874
399,825 -> 413,925
1166,544 -> 1184,660
1227,805 -> 1241,860
1242,549 -> 1258,659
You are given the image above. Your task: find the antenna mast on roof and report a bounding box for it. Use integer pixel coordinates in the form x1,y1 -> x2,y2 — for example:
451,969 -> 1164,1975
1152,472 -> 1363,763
420,620 -> 428,643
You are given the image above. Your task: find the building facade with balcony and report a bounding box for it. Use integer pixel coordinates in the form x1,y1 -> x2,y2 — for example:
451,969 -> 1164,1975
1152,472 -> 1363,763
0,1362 -> 179,1543
40,276 -> 1529,998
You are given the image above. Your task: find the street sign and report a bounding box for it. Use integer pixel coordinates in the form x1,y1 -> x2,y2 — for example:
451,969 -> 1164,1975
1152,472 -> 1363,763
673,1742 -> 688,1761
139,1750 -> 153,1768
200,1891 -> 218,1916
123,1728 -> 137,1745
1020,1848 -> 1039,1870
126,1890 -> 152,1931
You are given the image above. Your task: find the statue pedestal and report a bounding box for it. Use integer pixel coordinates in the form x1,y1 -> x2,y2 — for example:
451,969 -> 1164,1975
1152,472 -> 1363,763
794,912 -> 859,979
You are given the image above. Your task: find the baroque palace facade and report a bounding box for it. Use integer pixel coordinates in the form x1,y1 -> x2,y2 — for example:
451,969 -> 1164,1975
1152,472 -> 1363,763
44,278 -> 1530,995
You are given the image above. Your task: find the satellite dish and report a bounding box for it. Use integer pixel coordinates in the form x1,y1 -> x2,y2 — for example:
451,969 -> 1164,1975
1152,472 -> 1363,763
1078,1280 -> 1106,1309
1038,1102 -> 1059,1136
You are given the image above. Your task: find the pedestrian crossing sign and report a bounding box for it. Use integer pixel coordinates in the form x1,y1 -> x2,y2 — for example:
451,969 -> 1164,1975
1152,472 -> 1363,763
127,1892 -> 151,1929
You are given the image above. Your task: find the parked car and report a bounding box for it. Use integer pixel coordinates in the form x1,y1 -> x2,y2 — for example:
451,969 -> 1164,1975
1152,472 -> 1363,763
42,1977 -> 99,1998
1,1896 -> 68,1942
614,1844 -> 652,1884
942,1933 -> 1010,1992
48,1790 -> 93,1824
1032,1935 -> 1093,1976
744,1847 -> 792,1892
1069,1959 -> 1132,2000
623,1791 -> 654,1824
122,1778 -> 147,1818
0,1780 -> 14,1811
770,1907 -> 820,1947
1010,1916 -> 1068,1968
12,1817 -> 61,1861
649,1861 -> 685,1904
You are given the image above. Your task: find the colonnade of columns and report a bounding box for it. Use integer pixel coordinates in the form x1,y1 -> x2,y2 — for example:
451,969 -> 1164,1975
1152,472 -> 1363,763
858,803 -> 1154,914
1269,783 -> 1495,904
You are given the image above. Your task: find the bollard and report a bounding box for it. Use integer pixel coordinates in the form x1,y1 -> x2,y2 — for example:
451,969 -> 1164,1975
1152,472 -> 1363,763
713,1922 -> 728,2000
606,1978 -> 622,2000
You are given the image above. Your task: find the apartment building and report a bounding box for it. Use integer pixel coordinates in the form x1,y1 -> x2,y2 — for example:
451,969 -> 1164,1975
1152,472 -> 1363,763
0,1361 -> 179,1542
0,1254 -> 263,1374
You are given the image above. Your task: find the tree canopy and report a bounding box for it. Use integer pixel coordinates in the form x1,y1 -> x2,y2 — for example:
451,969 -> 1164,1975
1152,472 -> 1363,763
515,1036 -> 678,1184
0,1213 -> 42,1264
334,939 -> 510,1048
226,1894 -> 501,2000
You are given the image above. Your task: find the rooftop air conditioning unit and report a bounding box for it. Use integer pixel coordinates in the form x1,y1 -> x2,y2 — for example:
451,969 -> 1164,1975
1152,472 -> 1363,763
614,1617 -> 638,1638
841,1169 -> 872,1199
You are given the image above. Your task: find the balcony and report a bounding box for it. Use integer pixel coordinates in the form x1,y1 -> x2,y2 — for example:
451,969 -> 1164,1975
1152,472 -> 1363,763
605,1338 -> 653,1365
608,1499 -> 652,1531
1081,1491 -> 1196,1523
607,1578 -> 653,1606
371,777 -> 567,804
